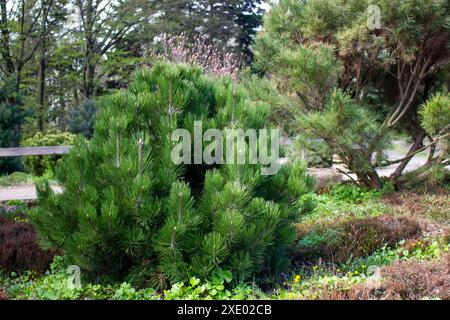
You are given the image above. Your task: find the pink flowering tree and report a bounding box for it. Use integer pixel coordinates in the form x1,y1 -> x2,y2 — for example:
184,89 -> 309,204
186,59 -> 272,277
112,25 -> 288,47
154,34 -> 241,80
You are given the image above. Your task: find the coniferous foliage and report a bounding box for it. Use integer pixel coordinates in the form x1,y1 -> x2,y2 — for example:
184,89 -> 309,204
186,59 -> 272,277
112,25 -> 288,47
30,63 -> 315,286
67,99 -> 98,138
153,1 -> 264,63
253,0 -> 450,188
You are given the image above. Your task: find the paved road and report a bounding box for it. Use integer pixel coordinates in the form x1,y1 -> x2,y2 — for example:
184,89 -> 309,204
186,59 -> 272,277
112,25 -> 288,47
0,185 -> 63,201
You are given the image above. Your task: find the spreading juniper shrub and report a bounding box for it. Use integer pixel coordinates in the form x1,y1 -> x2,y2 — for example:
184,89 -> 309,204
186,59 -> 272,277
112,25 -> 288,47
0,215 -> 57,273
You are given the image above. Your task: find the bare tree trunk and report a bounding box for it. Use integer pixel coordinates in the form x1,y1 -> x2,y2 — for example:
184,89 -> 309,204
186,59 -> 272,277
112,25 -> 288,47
0,0 -> 14,75
438,138 -> 448,163
343,154 -> 383,190
81,0 -> 95,99
425,139 -> 436,166
73,88 -> 79,107
85,60 -> 96,99
390,131 -> 425,182
365,170 -> 383,189
37,34 -> 47,132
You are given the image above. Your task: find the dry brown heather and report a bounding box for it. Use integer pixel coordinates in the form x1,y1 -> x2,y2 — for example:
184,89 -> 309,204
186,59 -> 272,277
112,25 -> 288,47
382,192 -> 450,224
321,254 -> 450,300
0,290 -> 8,300
295,215 -> 423,264
381,191 -> 450,239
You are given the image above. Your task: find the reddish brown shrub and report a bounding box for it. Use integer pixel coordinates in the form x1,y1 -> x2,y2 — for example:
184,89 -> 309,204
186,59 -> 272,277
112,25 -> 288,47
296,215 -> 422,264
383,192 -> 450,226
379,255 -> 450,300
0,290 -> 8,300
337,216 -> 422,259
443,229 -> 450,243
0,219 -> 57,273
321,255 -> 450,300
320,285 -> 378,300
0,215 -> 11,225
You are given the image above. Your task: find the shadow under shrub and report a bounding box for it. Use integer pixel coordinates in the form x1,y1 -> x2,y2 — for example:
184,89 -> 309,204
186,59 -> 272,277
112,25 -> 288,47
0,215 -> 57,273
296,216 -> 422,264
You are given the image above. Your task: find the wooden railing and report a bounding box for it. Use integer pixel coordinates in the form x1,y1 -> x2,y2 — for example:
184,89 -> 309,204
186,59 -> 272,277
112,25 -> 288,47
0,146 -> 72,157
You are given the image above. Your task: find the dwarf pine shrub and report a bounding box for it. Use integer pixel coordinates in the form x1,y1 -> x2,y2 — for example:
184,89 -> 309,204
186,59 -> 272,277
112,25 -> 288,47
30,63 -> 315,286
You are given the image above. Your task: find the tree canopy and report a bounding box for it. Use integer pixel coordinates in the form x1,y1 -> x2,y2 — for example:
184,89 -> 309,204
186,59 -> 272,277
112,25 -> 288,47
253,0 -> 450,188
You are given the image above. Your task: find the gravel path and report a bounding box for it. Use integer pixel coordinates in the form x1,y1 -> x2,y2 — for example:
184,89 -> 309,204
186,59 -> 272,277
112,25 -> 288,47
0,184 -> 62,201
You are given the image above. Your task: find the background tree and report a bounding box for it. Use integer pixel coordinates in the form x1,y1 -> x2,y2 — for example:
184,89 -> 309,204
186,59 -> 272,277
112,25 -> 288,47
153,0 -> 265,64
35,0 -> 68,132
0,77 -> 26,172
73,0 -> 155,99
0,0 -> 66,140
0,0 -> 64,92
253,0 -> 450,188
0,0 -> 265,145
419,92 -> 450,164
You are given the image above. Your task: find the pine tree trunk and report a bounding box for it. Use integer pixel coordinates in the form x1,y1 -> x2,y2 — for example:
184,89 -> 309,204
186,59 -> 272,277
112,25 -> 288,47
390,131 -> 425,182
439,138 -> 448,163
366,170 -> 383,190
355,169 -> 383,190
0,0 -> 14,76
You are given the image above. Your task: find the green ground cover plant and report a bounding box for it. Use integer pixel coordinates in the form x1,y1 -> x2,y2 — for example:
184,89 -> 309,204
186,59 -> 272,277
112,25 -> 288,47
0,256 -> 265,300
2,182 -> 448,300
3,236 -> 446,300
